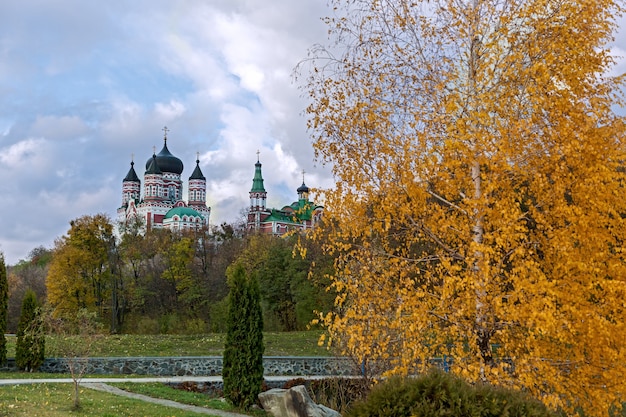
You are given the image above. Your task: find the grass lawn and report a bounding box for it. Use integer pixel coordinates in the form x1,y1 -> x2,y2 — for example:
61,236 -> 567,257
0,383 -> 225,417
4,330 -> 331,358
0,331 -> 331,415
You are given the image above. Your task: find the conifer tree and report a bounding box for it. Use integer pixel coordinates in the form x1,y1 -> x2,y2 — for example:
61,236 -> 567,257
15,289 -> 45,372
223,261 -> 264,410
0,253 -> 7,365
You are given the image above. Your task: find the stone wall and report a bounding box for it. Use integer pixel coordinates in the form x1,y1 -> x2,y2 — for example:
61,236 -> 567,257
1,356 -> 360,377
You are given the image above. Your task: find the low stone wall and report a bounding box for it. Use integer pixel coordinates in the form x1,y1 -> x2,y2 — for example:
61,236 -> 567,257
1,356 -> 360,377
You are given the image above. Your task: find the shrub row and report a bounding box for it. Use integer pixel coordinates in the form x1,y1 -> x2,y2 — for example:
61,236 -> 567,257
347,369 -> 557,417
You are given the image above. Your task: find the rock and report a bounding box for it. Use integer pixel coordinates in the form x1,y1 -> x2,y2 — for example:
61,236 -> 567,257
258,385 -> 341,417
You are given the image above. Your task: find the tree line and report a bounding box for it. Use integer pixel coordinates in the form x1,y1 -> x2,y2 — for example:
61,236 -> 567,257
5,214 -> 335,335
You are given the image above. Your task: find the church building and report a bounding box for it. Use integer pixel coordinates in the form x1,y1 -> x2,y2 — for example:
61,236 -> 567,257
247,154 -> 323,235
117,128 -> 211,231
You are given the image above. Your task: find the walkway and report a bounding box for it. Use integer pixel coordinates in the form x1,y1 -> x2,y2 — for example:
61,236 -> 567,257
0,376 -> 328,416
83,382 -> 248,417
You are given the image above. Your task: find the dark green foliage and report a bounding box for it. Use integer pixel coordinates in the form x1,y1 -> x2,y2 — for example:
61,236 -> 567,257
15,289 -> 45,371
255,235 -> 335,331
0,254 -> 7,365
223,261 -> 265,410
347,370 -> 558,417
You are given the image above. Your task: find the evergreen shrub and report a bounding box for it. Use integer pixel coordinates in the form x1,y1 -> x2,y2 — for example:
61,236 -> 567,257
347,369 -> 558,417
15,289 -> 45,371
223,261 -> 264,410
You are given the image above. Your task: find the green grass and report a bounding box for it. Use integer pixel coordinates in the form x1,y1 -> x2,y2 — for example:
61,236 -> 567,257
0,383 -> 225,416
4,331 -> 331,358
0,330 -> 332,414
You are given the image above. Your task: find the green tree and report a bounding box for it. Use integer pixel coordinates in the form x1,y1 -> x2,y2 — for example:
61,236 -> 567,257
301,0 -> 626,415
257,234 -> 335,331
0,253 -> 7,365
223,261 -> 264,409
15,289 -> 45,372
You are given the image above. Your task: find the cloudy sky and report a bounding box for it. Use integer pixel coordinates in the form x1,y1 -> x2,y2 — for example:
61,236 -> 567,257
1,1 -> 625,265
0,0 -> 335,264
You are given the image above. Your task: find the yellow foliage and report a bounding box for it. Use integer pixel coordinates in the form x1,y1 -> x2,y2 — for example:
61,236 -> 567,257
46,214 -> 114,319
301,0 -> 626,415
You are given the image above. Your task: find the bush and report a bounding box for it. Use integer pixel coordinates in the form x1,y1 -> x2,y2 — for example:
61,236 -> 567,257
15,289 -> 45,372
281,377 -> 371,414
347,369 -> 558,417
310,377 -> 371,414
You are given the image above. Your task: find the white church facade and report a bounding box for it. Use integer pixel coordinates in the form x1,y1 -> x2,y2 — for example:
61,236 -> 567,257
117,128 -> 211,231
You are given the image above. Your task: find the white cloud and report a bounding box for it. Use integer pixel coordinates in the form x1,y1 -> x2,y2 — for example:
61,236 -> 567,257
0,138 -> 47,168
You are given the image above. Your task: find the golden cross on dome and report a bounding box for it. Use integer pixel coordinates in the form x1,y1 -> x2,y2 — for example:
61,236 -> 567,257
302,169 -> 306,183
162,126 -> 169,142
256,149 -> 260,161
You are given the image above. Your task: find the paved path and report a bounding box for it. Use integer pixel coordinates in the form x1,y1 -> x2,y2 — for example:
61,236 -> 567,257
83,382 -> 248,417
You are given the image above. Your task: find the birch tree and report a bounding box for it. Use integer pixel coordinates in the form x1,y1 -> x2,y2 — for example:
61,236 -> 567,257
301,0 -> 626,414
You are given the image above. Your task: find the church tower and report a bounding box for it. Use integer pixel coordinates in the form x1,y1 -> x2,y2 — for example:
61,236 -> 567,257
250,152 -> 267,211
143,152 -> 164,201
187,153 -> 211,224
188,153 -> 206,207
121,159 -> 141,208
297,170 -> 310,210
249,152 -> 267,231
245,153 -> 323,235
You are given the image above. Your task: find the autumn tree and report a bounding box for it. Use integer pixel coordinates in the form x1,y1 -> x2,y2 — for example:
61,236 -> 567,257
46,214 -> 116,324
0,253 -> 7,365
7,247 -> 50,332
301,0 -> 626,415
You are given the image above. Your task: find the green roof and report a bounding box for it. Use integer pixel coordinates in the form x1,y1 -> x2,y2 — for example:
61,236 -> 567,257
250,160 -> 266,193
264,209 -> 301,224
164,206 -> 202,219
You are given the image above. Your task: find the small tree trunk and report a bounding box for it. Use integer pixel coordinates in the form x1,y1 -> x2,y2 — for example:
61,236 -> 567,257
73,380 -> 80,410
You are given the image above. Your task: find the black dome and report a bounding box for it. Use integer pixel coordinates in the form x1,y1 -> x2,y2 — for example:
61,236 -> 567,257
297,182 -> 310,193
145,142 -> 183,175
